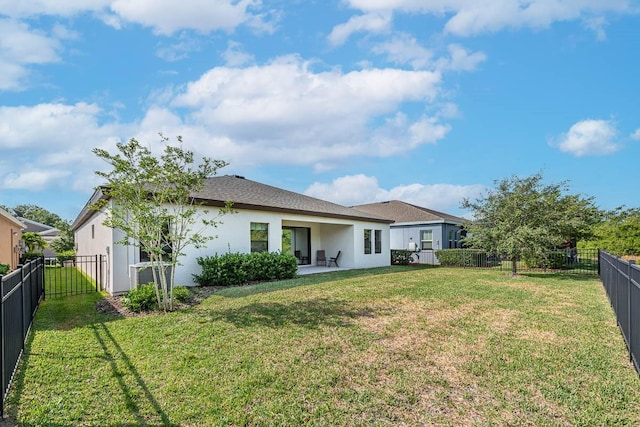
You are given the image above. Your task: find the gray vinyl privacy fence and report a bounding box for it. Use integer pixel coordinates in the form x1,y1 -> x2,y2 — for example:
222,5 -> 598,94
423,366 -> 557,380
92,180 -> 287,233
599,250 -> 640,375
0,257 -> 45,416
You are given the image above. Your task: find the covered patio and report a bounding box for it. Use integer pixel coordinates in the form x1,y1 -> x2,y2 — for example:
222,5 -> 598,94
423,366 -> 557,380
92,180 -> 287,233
296,265 -> 351,275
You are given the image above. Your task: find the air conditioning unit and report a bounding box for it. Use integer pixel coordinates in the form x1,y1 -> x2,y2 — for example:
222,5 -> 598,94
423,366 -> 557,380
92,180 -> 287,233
129,262 -> 172,289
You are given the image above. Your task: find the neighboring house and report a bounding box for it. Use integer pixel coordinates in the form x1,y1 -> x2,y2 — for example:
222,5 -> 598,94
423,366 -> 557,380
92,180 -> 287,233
0,207 -> 25,271
352,200 -> 466,264
71,175 -> 393,295
18,217 -> 60,258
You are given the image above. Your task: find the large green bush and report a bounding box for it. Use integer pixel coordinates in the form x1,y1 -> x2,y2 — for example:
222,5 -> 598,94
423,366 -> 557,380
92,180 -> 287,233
56,250 -> 76,265
391,250 -> 415,265
435,249 -> 492,267
0,263 -> 9,275
523,250 -> 566,269
193,252 -> 298,286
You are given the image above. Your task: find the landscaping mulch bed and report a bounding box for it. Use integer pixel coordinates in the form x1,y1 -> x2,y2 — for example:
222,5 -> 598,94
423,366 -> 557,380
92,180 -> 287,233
95,285 -> 222,317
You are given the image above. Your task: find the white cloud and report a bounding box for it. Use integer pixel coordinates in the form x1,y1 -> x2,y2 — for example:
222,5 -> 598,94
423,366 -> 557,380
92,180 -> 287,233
439,44 -> 487,71
156,34 -> 202,62
371,33 -> 434,69
304,174 -> 486,214
0,0 -> 270,35
168,56 -> 447,167
0,102 -> 124,191
2,170 -> 71,191
631,129 -> 640,140
222,41 -> 254,67
340,0 -> 633,37
328,12 -> 392,46
552,119 -> 620,156
0,0 -> 111,17
110,0 -> 263,35
0,19 -> 63,90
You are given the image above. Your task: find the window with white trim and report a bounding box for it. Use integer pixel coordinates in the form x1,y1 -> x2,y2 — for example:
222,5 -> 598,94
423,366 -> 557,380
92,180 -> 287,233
420,229 -> 433,250
251,222 -> 269,253
364,229 -> 372,254
374,229 -> 382,254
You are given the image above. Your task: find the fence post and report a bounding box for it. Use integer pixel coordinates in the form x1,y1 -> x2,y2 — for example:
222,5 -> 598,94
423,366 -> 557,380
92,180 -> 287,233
629,260 -> 636,364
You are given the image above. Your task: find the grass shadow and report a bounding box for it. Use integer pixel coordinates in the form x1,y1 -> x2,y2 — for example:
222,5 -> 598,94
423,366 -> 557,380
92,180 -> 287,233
518,271 -> 601,282
202,297 -> 378,329
90,323 -> 178,427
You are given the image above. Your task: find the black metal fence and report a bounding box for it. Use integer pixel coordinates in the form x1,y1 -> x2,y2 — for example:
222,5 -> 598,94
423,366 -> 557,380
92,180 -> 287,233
44,255 -> 106,298
411,248 -> 600,275
599,250 -> 640,374
0,257 -> 45,416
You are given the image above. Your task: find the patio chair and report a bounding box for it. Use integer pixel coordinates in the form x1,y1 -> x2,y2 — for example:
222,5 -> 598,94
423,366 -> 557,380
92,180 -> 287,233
327,251 -> 341,267
316,250 -> 327,266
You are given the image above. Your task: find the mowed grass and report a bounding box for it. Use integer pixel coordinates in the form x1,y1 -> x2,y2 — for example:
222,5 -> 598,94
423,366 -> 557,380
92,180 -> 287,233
44,265 -> 97,297
6,267 -> 640,426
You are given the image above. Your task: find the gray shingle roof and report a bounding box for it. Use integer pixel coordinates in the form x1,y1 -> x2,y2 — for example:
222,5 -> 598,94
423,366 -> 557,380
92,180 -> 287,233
72,175 -> 392,229
352,200 -> 465,225
193,175 -> 391,223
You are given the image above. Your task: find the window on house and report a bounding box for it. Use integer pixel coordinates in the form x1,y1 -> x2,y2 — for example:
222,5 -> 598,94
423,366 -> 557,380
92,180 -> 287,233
420,229 -> 433,250
139,221 -> 173,262
251,222 -> 269,253
364,229 -> 372,254
449,230 -> 457,249
375,229 -> 382,254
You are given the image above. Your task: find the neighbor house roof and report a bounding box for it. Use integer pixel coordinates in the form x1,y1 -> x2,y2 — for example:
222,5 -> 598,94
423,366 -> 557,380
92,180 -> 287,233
0,207 -> 26,229
72,175 -> 392,230
18,217 -> 59,235
352,200 -> 465,225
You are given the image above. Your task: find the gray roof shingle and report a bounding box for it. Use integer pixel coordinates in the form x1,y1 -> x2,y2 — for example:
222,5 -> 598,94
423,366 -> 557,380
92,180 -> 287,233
193,175 -> 391,223
72,175 -> 392,229
352,200 -> 465,225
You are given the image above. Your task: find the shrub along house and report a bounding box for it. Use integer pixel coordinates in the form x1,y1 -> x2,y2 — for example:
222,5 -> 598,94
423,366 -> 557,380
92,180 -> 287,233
72,175 -> 392,294
352,200 -> 465,264
0,207 -> 25,271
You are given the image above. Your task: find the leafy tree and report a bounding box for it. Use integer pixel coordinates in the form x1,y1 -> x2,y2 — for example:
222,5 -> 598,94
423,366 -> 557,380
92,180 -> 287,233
50,221 -> 76,253
579,207 -> 640,255
12,204 -> 65,228
22,232 -> 47,253
91,135 -> 231,311
461,173 -> 601,275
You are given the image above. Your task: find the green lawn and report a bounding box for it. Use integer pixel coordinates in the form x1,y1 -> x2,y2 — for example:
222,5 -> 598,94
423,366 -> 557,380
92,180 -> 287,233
6,267 -> 640,426
44,265 -> 98,297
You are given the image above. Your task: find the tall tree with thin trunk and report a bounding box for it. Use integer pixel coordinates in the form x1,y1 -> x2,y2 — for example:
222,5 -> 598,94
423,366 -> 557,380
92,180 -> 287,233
461,173 -> 601,275
92,135 -> 230,311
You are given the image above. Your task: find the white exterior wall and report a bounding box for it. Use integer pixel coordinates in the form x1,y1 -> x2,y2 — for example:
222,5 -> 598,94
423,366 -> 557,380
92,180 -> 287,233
74,202 -> 133,295
77,203 -> 391,292
175,207 -> 390,286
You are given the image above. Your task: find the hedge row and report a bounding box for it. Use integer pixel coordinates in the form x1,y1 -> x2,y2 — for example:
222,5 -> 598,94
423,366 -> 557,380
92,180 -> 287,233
434,249 -> 496,267
193,251 -> 298,286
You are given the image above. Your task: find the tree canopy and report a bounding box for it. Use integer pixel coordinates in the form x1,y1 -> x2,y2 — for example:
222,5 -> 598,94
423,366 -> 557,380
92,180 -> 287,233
461,173 -> 601,275
579,207 -> 640,255
91,135 -> 230,311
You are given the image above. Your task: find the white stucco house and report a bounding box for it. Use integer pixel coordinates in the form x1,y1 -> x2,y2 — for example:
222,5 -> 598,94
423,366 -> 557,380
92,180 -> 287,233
353,200 -> 465,264
71,175 -> 393,295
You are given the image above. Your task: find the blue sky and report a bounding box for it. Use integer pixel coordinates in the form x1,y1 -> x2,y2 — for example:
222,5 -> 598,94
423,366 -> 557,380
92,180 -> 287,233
1,1 -> 639,221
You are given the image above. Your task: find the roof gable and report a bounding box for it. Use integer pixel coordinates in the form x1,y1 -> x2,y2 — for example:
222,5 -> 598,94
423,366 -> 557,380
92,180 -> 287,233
0,207 -> 26,229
